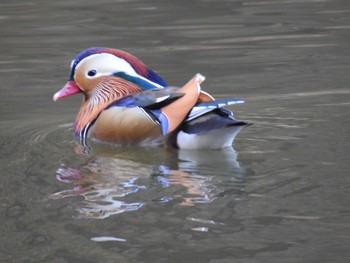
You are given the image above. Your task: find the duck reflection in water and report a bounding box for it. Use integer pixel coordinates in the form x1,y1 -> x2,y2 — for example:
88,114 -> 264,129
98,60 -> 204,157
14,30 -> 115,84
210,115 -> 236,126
50,132 -> 245,219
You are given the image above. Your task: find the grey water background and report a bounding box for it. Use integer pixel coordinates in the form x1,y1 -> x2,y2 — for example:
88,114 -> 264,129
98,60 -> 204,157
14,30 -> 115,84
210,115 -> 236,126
1,0 -> 350,262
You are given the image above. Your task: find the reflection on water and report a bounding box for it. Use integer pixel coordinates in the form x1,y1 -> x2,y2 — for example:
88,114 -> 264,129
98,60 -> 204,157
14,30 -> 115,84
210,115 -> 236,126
156,166 -> 217,206
50,144 -> 245,219
50,166 -> 144,219
156,147 -> 243,206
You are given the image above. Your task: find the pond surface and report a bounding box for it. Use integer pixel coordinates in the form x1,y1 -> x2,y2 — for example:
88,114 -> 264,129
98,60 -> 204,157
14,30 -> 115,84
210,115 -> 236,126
1,0 -> 350,262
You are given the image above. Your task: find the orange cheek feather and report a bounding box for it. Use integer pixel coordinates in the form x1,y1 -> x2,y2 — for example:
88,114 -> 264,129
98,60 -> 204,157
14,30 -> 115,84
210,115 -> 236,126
74,72 -> 101,94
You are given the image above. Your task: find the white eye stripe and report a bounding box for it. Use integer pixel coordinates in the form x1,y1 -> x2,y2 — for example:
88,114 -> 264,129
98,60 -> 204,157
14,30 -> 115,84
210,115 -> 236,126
73,53 -> 164,89
75,53 -> 138,78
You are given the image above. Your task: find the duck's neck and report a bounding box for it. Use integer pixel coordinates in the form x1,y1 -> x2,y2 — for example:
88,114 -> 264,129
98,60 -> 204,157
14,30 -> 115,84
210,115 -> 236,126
74,79 -> 142,133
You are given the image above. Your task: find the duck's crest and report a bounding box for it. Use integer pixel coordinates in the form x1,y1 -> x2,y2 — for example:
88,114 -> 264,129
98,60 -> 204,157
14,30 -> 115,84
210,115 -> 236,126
69,47 -> 167,86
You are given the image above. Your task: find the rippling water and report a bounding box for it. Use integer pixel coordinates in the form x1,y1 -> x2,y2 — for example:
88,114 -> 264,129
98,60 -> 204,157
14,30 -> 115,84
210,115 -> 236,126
1,0 -> 350,262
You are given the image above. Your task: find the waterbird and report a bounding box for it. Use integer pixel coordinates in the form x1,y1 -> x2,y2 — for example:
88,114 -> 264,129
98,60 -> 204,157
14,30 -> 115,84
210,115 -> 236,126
53,47 -> 247,149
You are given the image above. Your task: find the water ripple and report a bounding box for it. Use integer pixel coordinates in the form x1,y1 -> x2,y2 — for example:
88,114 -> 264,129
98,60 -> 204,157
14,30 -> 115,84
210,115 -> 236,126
48,146 -> 245,219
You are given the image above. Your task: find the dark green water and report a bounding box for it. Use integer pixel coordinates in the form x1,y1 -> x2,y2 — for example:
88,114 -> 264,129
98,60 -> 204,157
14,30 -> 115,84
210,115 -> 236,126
1,0 -> 350,262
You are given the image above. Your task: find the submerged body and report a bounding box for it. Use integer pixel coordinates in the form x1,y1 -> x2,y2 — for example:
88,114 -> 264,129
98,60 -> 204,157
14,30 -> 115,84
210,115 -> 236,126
54,47 -> 247,149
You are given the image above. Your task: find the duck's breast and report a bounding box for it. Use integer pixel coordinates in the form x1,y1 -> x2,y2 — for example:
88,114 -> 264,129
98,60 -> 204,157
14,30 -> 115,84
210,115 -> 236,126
88,106 -> 162,145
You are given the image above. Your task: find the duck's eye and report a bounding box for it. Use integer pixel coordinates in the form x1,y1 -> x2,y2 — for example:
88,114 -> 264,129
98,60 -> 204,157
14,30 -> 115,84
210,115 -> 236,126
87,69 -> 97,77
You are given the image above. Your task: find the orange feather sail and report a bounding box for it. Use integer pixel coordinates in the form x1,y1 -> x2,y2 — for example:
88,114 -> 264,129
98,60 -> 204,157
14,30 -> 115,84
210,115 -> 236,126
161,74 -> 204,134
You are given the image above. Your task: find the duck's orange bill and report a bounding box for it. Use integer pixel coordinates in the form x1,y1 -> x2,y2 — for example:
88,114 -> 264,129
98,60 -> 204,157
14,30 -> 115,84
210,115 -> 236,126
53,81 -> 81,101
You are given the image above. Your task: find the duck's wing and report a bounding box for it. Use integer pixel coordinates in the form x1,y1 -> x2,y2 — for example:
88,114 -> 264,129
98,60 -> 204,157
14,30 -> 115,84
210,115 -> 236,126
172,95 -> 247,149
181,109 -> 247,135
174,104 -> 248,149
186,98 -> 245,122
108,87 -> 184,109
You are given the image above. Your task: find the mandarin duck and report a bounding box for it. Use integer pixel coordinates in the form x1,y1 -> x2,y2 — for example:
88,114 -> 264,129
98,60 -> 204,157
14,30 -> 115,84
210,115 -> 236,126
53,47 -> 247,149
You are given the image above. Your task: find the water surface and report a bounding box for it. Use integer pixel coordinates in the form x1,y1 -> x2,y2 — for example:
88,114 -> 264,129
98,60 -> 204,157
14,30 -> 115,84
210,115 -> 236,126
1,0 -> 350,262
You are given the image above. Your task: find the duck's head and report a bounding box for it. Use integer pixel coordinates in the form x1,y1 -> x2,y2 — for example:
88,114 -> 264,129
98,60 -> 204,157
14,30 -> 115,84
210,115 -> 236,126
53,47 -> 167,101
